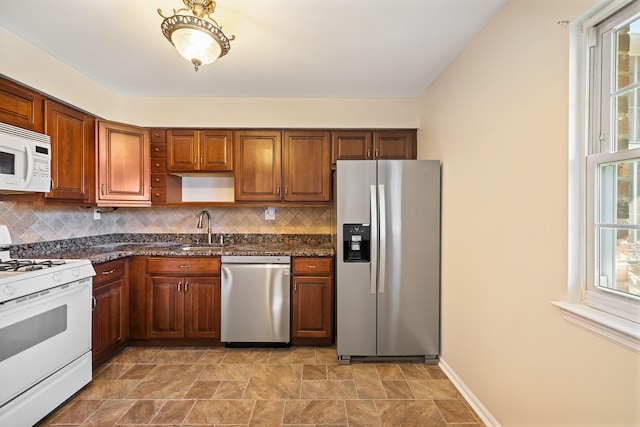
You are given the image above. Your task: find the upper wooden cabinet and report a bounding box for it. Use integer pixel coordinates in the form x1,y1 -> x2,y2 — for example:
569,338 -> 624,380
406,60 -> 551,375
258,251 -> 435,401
167,129 -> 232,172
234,130 -> 282,202
234,130 -> 331,203
283,131 -> 331,202
96,120 -> 151,207
332,129 -> 417,165
0,77 -> 44,132
44,100 -> 94,203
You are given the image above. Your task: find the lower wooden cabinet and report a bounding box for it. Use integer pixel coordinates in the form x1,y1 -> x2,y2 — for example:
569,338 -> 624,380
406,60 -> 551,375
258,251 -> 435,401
291,257 -> 334,345
146,257 -> 221,340
92,259 -> 129,367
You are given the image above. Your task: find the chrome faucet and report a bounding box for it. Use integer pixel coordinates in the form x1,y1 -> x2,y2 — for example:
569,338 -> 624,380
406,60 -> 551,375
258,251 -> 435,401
196,210 -> 213,244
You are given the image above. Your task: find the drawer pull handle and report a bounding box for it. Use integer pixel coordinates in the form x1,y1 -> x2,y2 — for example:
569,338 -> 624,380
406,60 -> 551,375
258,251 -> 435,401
305,265 -> 318,268
179,265 -> 191,268
155,193 -> 161,197
101,269 -> 116,275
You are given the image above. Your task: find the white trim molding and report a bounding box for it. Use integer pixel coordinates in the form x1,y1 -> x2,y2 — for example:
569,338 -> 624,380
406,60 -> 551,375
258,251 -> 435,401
438,358 -> 501,427
552,301 -> 640,353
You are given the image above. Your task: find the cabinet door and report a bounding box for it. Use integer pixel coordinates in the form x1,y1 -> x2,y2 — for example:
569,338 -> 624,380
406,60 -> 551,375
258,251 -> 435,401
292,276 -> 333,338
44,100 -> 94,202
373,130 -> 416,159
200,130 -> 233,171
0,77 -> 44,132
147,276 -> 184,338
92,278 -> 126,365
332,131 -> 372,164
283,131 -> 331,202
96,121 -> 151,206
167,129 -> 198,171
234,130 -> 282,201
184,277 -> 221,338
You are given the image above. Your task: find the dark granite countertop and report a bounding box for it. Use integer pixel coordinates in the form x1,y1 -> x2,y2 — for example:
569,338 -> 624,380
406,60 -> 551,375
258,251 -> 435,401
11,233 -> 334,265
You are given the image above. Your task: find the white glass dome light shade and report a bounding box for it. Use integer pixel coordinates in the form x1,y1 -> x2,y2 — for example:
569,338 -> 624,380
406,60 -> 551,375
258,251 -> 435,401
171,26 -> 223,68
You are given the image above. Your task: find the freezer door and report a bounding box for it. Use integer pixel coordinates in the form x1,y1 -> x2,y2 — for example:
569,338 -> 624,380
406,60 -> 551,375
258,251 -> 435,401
336,160 -> 378,359
376,160 -> 440,357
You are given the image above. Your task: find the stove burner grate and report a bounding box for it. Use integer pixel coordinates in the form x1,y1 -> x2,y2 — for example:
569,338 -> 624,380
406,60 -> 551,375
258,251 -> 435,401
0,259 -> 66,272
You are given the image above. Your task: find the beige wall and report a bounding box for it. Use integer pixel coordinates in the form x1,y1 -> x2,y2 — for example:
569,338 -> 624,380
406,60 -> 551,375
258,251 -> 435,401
0,27 -> 419,129
418,0 -> 640,425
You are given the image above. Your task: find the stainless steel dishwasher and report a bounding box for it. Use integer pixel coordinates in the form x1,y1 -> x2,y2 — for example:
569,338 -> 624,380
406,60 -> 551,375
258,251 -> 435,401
221,255 -> 291,344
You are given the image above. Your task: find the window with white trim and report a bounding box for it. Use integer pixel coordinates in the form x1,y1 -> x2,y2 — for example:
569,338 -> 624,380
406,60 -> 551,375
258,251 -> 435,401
586,1 -> 640,324
556,0 -> 640,352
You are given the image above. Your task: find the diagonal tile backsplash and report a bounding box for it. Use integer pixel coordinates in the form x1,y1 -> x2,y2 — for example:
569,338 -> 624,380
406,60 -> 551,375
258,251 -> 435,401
0,202 -> 331,244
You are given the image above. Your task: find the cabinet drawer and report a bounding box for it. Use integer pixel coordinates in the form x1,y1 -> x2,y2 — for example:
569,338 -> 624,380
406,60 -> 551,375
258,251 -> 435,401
148,257 -> 221,275
292,257 -> 333,275
151,159 -> 166,173
151,128 -> 166,143
93,259 -> 126,287
151,173 -> 166,188
151,189 -> 166,203
151,143 -> 167,157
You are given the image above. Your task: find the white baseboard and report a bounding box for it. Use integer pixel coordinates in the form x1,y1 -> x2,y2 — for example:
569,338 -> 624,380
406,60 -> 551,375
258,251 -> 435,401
438,357 -> 501,427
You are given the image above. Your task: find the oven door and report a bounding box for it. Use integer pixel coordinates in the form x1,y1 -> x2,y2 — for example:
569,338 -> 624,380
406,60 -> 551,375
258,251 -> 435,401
0,278 -> 92,406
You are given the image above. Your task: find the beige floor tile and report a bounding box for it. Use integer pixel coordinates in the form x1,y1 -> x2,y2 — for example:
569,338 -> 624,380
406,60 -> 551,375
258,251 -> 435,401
44,399 -> 105,424
434,399 -> 480,423
345,399 -> 382,426
184,380 -> 220,399
327,364 -> 353,380
184,399 -> 255,424
283,399 -> 348,424
375,364 -> 404,380
381,380 -> 415,399
83,399 -> 135,425
408,379 -> 460,400
78,379 -> 140,399
249,399 -> 285,425
292,347 -> 317,364
109,347 -> 161,363
43,347 -> 481,427
244,365 -> 302,399
399,363 -> 431,380
375,399 -> 447,426
302,364 -> 327,380
198,363 -> 254,381
118,363 -> 156,380
117,399 -> 164,424
150,399 -> 195,424
301,379 -> 358,399
214,380 -> 248,398
354,378 -> 387,399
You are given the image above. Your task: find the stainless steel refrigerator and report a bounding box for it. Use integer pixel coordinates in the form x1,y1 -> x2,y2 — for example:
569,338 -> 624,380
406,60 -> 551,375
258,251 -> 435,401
335,159 -> 441,364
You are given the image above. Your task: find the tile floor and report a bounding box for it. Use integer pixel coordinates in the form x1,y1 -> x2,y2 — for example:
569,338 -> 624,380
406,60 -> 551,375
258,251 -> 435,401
39,346 -> 484,426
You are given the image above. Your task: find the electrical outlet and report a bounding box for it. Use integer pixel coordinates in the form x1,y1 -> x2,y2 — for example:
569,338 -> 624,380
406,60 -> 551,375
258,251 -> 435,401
93,209 -> 101,220
265,207 -> 276,220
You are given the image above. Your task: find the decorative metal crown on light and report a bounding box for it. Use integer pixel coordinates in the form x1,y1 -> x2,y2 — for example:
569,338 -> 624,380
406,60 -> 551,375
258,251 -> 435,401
158,0 -> 235,71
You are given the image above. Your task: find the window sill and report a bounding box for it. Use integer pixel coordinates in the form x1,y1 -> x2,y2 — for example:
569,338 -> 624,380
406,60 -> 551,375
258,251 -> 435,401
552,301 -> 640,353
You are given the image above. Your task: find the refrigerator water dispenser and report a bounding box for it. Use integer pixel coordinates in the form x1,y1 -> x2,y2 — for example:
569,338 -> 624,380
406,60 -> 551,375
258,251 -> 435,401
343,223 -> 370,262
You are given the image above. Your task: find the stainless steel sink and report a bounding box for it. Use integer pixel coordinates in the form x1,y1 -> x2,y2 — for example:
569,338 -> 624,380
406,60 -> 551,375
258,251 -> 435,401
175,245 -> 222,251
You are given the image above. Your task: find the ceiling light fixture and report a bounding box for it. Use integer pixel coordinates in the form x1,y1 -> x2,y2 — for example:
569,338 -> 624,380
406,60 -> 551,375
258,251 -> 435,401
158,0 -> 235,71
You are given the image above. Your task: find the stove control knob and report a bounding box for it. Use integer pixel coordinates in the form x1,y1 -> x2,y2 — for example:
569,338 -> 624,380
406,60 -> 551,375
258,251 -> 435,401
53,273 -> 62,282
72,268 -> 80,277
3,285 -> 14,295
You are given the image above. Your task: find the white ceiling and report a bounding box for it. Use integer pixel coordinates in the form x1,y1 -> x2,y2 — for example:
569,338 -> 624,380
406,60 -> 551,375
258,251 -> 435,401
0,0 -> 509,99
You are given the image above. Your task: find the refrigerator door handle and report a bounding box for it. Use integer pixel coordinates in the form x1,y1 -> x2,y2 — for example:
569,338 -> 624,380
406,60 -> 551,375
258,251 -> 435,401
370,184 -> 378,294
378,184 -> 386,294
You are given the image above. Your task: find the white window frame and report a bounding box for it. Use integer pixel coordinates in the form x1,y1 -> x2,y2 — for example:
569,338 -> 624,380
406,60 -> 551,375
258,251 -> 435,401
554,0 -> 640,353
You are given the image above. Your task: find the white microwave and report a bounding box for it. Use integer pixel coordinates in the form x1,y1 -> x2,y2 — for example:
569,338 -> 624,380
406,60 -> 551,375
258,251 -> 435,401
0,122 -> 51,193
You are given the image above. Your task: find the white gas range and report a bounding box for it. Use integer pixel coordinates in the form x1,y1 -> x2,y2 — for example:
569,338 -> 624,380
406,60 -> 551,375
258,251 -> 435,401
0,226 -> 95,427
